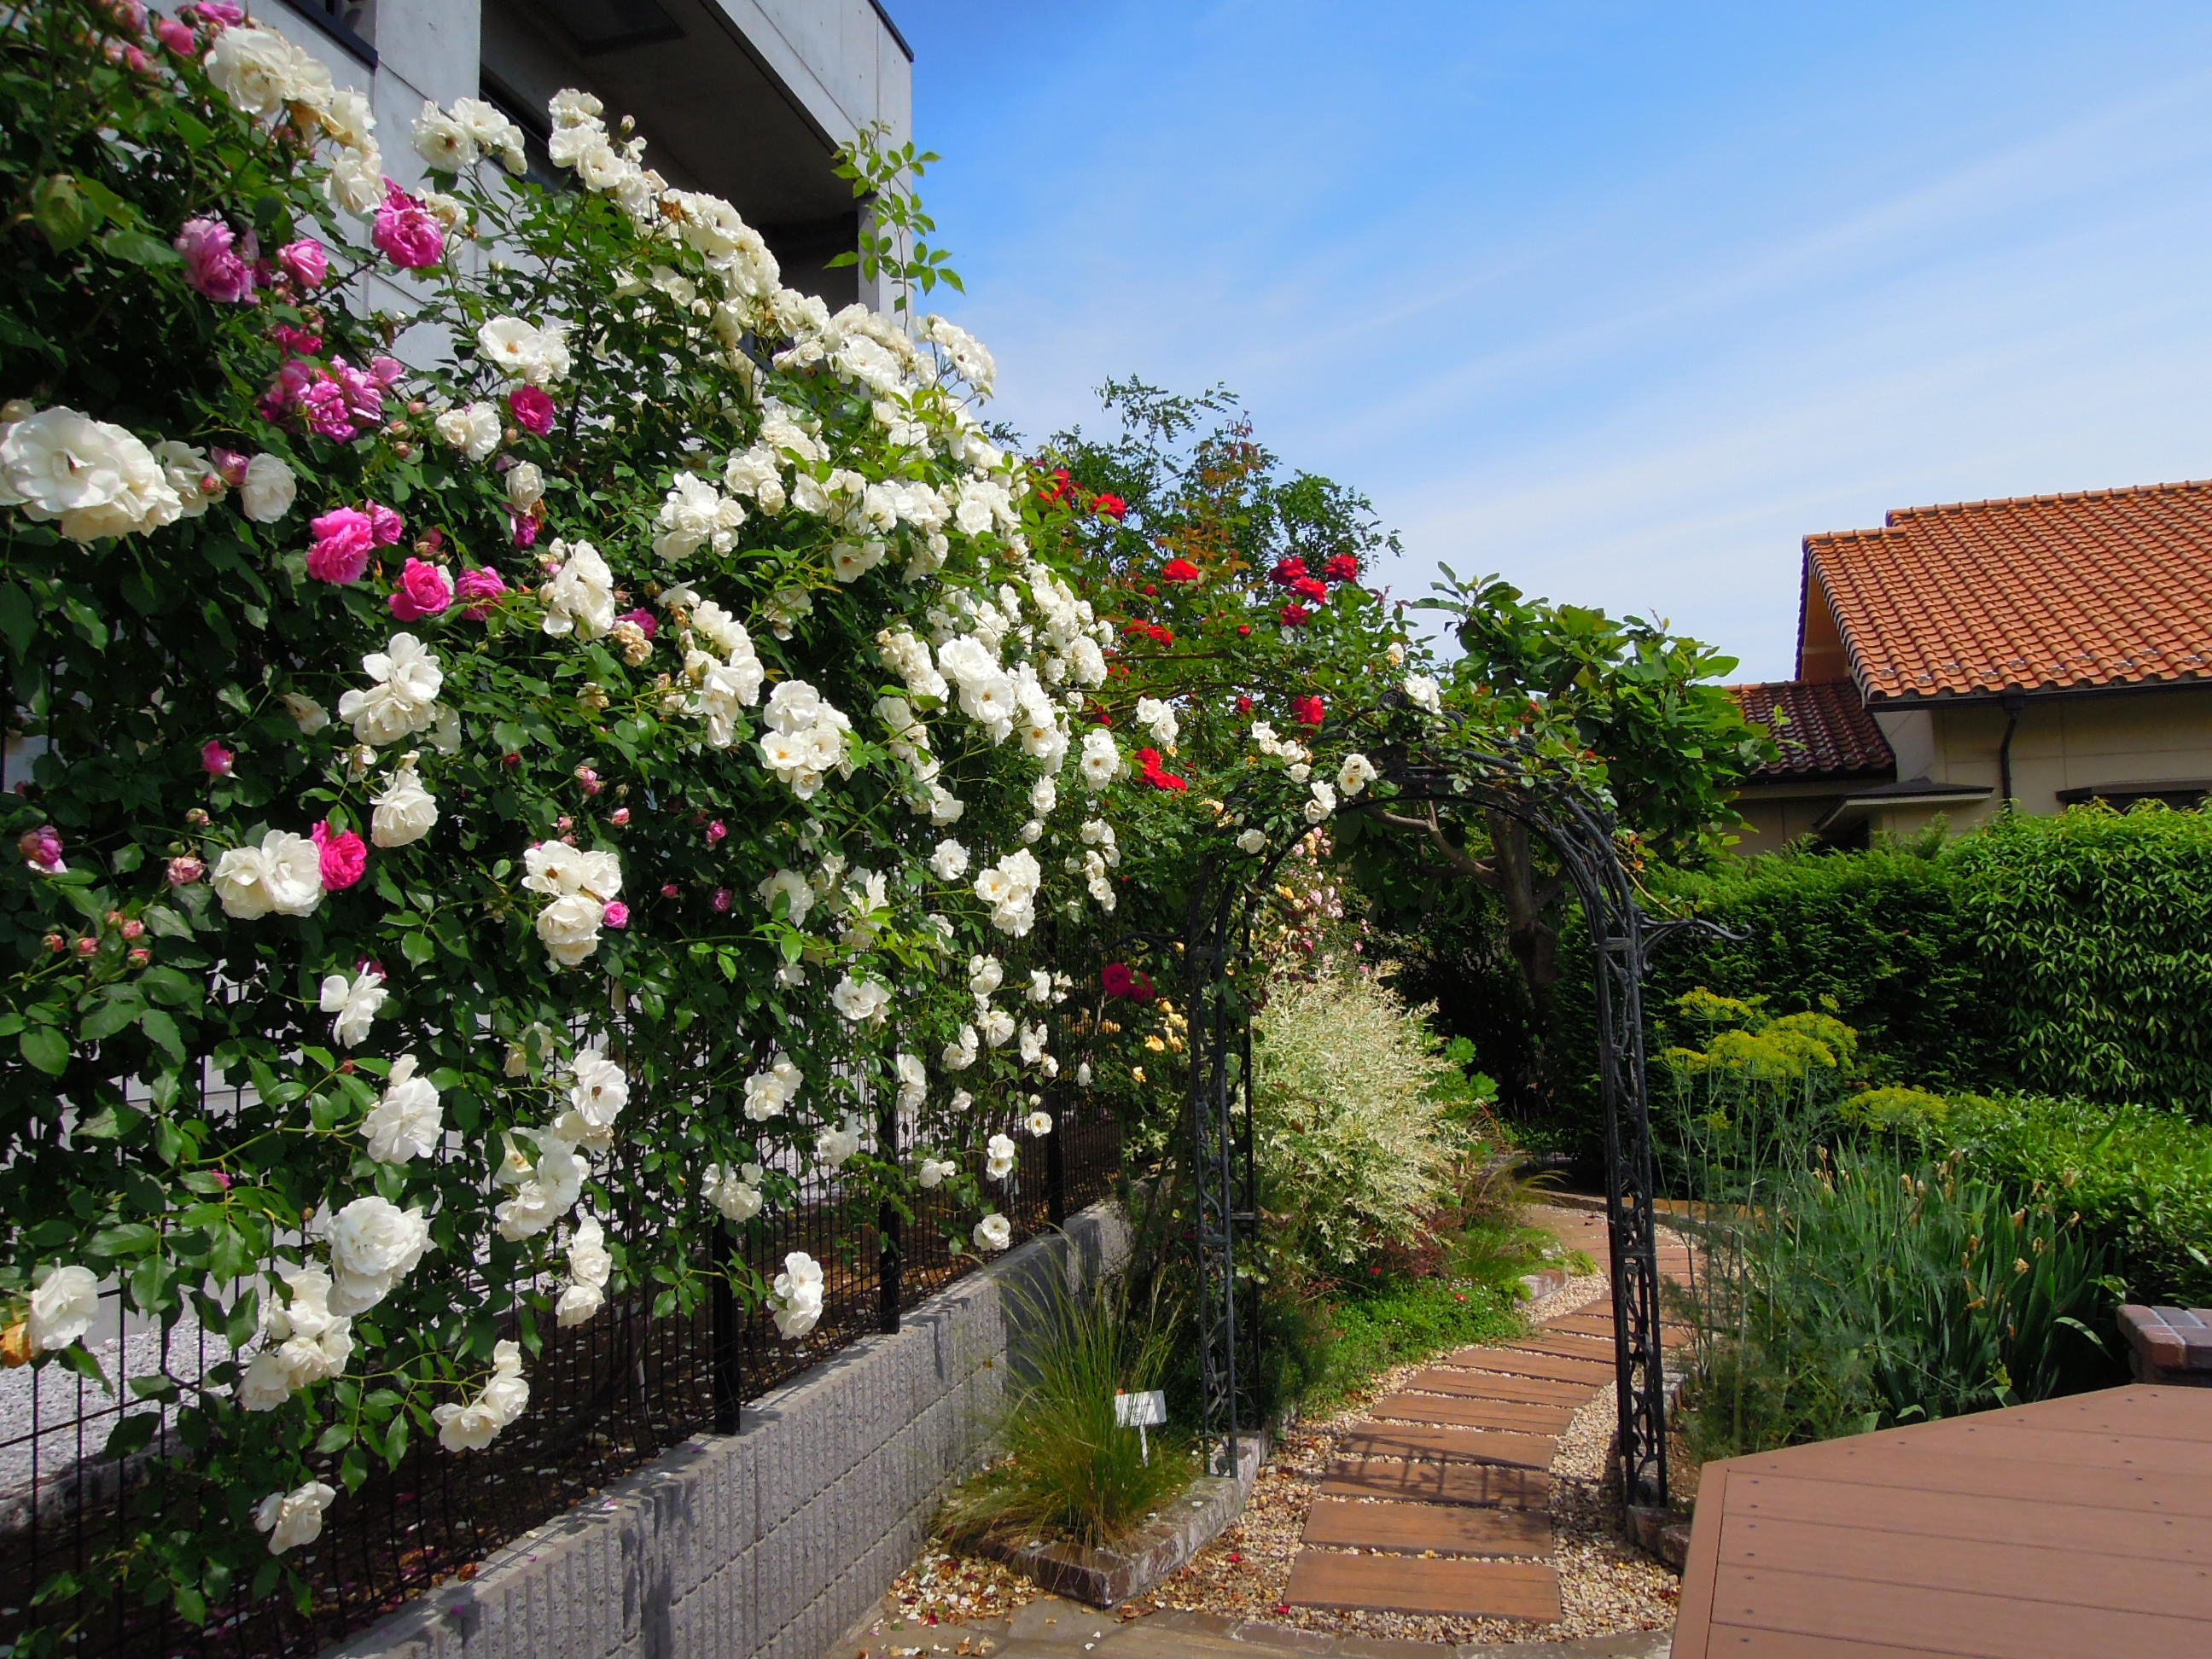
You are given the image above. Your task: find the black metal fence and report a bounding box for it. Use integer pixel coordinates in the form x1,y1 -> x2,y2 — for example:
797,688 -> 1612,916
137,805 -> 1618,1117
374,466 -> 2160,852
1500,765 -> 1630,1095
0,1079 -> 1121,1659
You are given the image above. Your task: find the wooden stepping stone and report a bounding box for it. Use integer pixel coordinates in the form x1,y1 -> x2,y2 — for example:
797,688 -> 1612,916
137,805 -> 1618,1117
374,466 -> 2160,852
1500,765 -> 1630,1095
1370,1392 -> 1576,1435
1286,1550 -> 1563,1621
1322,1454 -> 1550,1508
1338,1422 -> 1557,1469
1301,1494 -> 1552,1557
1405,1366 -> 1589,1406
1441,1347 -> 1614,1385
1505,1331 -> 1614,1358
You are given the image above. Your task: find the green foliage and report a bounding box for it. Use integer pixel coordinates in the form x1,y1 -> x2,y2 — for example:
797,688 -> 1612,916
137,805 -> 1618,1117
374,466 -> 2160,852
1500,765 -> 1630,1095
1837,1086 -> 1951,1135
936,1271 -> 1192,1549
1951,806 -> 2212,1109
1906,1093 -> 2212,1305
1296,1269 -> 1523,1415
1250,970 -> 1458,1272
1679,1148 -> 2121,1458
1656,991 -> 1858,1203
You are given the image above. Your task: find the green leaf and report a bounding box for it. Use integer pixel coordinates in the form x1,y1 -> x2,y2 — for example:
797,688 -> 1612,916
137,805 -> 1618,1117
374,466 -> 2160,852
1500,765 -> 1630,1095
140,1010 -> 186,1062
102,1412 -> 158,1459
0,584 -> 34,656
20,1025 -> 69,1075
101,228 -> 181,266
30,173 -> 103,253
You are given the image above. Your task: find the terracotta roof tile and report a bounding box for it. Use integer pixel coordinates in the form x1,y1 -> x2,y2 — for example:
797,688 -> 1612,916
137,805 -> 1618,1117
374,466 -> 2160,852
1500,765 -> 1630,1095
1732,679 -> 1895,781
1805,478 -> 2212,702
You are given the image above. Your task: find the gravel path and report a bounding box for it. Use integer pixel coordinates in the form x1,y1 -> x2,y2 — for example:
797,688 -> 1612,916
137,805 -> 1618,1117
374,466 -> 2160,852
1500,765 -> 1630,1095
866,1250 -> 1680,1650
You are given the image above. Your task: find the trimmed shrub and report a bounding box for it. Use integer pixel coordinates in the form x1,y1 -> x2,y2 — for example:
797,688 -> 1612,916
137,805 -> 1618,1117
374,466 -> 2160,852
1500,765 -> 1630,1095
1250,969 -> 1457,1272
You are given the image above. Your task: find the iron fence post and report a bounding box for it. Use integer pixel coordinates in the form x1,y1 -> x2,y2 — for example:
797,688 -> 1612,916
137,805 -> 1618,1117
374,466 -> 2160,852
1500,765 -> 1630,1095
1046,1099 -> 1067,1225
711,1220 -> 742,1434
878,1090 -> 902,1334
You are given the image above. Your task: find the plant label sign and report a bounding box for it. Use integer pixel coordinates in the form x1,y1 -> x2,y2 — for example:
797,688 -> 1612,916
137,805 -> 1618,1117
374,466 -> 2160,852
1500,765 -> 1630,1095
1115,1390 -> 1166,1427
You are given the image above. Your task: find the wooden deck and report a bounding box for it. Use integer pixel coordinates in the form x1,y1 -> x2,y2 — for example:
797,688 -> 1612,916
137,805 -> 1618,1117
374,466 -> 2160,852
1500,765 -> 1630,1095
1674,1384 -> 2212,1657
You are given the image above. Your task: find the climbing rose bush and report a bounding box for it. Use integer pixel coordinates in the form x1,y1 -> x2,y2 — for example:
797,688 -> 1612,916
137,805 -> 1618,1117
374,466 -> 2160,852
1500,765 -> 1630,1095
0,2 -> 1127,1621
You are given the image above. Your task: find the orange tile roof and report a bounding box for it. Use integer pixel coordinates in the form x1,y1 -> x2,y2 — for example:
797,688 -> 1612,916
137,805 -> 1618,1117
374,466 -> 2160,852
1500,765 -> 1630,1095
1732,679 -> 1895,781
1803,479 -> 2212,703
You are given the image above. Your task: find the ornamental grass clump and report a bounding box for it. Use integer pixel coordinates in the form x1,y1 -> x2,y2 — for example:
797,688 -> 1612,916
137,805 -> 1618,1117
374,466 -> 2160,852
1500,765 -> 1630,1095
1250,968 -> 1458,1273
937,1270 -> 1190,1550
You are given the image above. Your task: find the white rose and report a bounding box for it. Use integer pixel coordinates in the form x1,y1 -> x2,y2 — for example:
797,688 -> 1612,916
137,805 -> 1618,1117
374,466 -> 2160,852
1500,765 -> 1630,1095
506,461 -> 544,509
972,1214 -> 1011,1253
212,831 -> 323,920
205,23 -> 333,120
1403,673 -> 1442,715
928,839 -> 969,882
26,1264 -> 99,1353
477,317 -> 572,385
324,1196 -> 431,1317
702,1162 -> 764,1221
327,141 -> 384,218
236,1349 -> 295,1412
370,758 -> 439,847
1338,752 -> 1378,796
567,1051 -> 629,1129
317,968 -> 387,1048
1027,1110 -> 1053,1136
536,893 -> 606,968
434,403 -> 501,463
152,440 -> 220,518
540,538 -> 615,638
917,1156 -> 956,1190
555,1282 -> 606,1327
432,1399 -> 506,1452
0,407 -> 180,543
253,1481 -> 337,1555
239,452 -> 297,522
282,692 -> 329,735
1237,828 -> 1266,854
361,1056 -> 442,1163
830,974 -> 890,1024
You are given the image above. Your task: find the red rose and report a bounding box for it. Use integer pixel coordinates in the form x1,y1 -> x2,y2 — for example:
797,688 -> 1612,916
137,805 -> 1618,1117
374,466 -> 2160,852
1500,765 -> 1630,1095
1291,575 -> 1328,602
1102,963 -> 1136,998
1293,695 -> 1325,727
1093,493 -> 1127,520
1236,696 -> 1254,713
1237,624 -> 1252,636
1269,556 -> 1307,587
1279,602 -> 1311,626
1161,558 -> 1201,584
1324,553 -> 1360,581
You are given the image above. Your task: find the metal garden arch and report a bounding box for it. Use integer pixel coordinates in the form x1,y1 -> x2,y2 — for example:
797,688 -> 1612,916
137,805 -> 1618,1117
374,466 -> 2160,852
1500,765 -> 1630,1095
1169,720 -> 1722,1514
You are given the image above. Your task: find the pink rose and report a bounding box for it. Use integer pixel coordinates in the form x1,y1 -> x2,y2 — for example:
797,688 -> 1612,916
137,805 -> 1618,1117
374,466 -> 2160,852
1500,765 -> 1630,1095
184,3 -> 243,22
372,181 -> 445,270
201,740 -> 235,777
306,507 -> 375,585
706,819 -> 727,845
19,827 -> 66,876
311,820 -> 368,891
602,902 -> 630,929
298,377 -> 358,441
615,608 -> 657,639
367,502 -> 405,545
174,218 -> 256,305
660,883 -> 679,899
454,566 -> 509,620
711,887 -> 733,913
508,386 -> 556,436
209,448 -> 249,487
268,323 -> 322,358
387,557 -> 454,622
166,853 -> 206,887
509,509 -> 541,549
275,237 -> 328,288
154,16 -> 195,53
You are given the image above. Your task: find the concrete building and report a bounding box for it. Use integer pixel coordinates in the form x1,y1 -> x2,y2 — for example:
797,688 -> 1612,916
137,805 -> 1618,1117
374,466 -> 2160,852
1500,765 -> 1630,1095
257,0 -> 911,305
1731,480 -> 2212,853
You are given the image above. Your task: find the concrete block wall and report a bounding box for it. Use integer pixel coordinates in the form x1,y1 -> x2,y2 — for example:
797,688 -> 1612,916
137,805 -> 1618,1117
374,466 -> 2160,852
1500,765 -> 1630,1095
323,1204 -> 1131,1659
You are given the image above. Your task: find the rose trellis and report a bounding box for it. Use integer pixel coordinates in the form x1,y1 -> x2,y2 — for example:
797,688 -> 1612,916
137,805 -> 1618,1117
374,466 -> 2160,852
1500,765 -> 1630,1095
0,2 -> 1140,1621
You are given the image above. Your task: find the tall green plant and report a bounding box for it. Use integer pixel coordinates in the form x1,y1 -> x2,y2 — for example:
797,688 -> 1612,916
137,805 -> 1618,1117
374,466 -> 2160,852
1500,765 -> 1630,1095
1681,1150 -> 2118,1458
937,1268 -> 1190,1549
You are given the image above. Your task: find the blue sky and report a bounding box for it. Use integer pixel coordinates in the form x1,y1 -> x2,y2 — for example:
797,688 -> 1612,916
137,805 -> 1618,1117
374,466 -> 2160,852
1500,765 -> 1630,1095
889,0 -> 2212,681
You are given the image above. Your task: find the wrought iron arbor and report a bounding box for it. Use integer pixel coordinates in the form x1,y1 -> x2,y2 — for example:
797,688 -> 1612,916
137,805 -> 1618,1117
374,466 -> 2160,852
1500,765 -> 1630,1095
1176,731 -> 1716,1512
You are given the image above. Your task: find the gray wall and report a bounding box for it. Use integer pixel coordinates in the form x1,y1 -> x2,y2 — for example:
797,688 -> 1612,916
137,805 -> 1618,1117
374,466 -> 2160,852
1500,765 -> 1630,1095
322,1204 -> 1131,1659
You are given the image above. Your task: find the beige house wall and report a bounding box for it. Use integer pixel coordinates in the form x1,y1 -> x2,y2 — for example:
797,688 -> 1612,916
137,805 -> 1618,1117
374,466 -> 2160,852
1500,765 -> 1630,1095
1915,685 -> 2212,830
1731,786 -> 1850,854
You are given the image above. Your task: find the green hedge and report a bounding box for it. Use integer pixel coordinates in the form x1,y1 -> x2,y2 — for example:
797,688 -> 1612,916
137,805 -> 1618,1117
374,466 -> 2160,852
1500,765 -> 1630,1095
1540,806 -> 2212,1163
1930,1093 -> 2212,1307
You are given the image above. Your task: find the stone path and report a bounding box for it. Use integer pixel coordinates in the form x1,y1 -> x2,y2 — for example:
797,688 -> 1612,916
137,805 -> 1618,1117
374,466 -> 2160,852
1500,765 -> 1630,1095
1283,1209 -> 1696,1628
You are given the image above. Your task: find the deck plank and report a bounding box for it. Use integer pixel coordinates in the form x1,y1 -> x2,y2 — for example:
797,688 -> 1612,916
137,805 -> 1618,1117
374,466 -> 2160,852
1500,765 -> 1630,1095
1285,1551 -> 1562,1621
1402,1366 -> 1592,1406
1726,1470 -> 2212,1558
1301,1495 -> 1552,1557
1320,1456 -> 1549,1509
1336,1423 -> 1557,1469
1368,1393 -> 1577,1435
1718,1511 -> 2212,1615
1703,1562 -> 2206,1658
